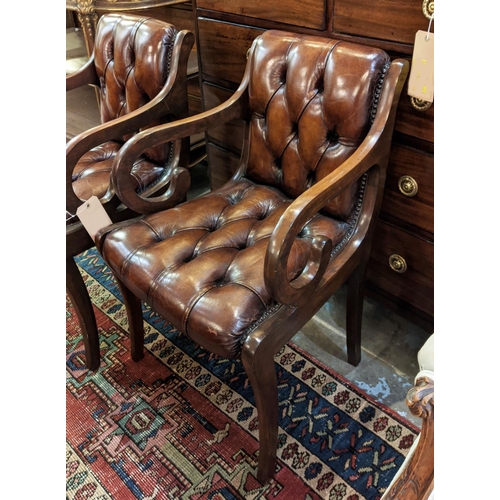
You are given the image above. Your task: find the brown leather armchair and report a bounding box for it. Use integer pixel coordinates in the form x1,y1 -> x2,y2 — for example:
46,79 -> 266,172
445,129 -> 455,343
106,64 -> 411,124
95,30 -> 409,483
66,13 -> 194,371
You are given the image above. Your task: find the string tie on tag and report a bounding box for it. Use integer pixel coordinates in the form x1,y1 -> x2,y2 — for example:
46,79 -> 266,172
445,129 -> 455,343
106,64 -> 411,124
66,210 -> 77,222
66,203 -> 90,222
426,13 -> 434,41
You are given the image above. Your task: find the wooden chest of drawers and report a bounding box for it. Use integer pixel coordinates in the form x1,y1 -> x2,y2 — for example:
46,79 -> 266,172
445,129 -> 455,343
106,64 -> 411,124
192,0 -> 434,330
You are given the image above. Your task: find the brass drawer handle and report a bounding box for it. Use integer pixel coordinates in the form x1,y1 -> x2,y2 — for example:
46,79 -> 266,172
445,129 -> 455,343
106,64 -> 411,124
389,254 -> 407,273
398,175 -> 419,197
422,0 -> 434,20
410,97 -> 432,112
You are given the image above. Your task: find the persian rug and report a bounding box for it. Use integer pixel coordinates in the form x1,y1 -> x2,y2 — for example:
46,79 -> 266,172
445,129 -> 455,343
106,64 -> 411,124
66,248 -> 419,500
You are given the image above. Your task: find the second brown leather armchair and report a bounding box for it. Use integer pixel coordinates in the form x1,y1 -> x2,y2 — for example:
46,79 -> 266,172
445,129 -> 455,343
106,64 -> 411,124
66,13 -> 194,370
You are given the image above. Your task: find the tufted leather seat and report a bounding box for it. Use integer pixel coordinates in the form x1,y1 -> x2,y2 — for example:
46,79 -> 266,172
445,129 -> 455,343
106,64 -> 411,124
95,30 -> 409,483
66,13 -> 194,371
101,178 -> 353,358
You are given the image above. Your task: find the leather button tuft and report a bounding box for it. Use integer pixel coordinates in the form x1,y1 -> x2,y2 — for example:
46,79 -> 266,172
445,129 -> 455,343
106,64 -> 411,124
327,130 -> 339,143
306,173 -> 315,189
183,252 -> 195,263
316,76 -> 324,92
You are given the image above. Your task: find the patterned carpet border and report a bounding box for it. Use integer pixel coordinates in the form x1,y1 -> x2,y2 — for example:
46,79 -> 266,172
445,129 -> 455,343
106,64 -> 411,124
66,248 -> 418,500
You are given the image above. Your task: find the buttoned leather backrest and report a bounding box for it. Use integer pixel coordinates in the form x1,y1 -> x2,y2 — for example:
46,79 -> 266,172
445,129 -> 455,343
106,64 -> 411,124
93,14 -> 178,163
246,31 -> 390,220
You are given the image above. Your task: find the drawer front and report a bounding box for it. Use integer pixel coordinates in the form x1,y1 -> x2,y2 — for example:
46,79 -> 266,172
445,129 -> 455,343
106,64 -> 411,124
117,5 -> 196,33
207,143 -> 240,189
333,0 -> 430,45
380,144 -> 434,235
203,83 -> 246,153
197,18 -> 264,85
367,222 -> 434,317
197,0 -> 326,30
395,78 -> 434,143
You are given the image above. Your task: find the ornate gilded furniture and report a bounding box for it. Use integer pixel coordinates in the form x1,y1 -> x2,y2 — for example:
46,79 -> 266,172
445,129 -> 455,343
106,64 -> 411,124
95,30 -> 409,482
66,0 -> 187,54
66,13 -> 194,370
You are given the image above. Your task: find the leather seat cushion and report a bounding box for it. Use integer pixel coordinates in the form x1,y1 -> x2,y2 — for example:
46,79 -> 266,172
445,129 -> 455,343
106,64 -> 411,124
72,140 -> 165,201
98,178 -> 351,358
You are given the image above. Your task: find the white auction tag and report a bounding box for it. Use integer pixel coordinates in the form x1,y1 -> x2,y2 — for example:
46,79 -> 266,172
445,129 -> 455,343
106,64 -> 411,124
407,30 -> 434,102
76,196 -> 112,241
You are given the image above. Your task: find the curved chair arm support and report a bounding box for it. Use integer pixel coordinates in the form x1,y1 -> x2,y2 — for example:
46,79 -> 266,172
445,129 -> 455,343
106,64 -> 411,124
264,59 -> 409,307
111,72 -> 251,214
66,30 -> 194,216
66,54 -> 99,91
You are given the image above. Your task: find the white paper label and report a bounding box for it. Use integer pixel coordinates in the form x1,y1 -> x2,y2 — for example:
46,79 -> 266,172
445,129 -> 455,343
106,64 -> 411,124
408,30 -> 434,102
76,196 -> 112,241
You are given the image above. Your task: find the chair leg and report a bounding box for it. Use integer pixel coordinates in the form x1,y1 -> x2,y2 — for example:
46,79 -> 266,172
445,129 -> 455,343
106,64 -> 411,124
114,278 -> 145,362
242,348 -> 278,484
66,256 -> 100,371
346,261 -> 368,366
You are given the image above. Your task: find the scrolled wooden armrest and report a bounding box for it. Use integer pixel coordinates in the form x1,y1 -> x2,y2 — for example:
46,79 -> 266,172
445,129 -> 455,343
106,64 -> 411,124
111,78 -> 250,214
66,98 -> 178,215
264,60 -> 409,307
264,134 -> 382,307
66,55 -> 99,91
66,97 -> 170,214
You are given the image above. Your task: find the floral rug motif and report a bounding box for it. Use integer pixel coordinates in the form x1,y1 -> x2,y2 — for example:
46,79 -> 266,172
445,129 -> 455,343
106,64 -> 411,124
66,248 -> 418,500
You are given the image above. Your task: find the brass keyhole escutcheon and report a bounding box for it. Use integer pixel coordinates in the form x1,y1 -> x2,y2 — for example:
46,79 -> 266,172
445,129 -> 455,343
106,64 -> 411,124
389,254 -> 407,273
398,175 -> 418,197
410,97 -> 433,112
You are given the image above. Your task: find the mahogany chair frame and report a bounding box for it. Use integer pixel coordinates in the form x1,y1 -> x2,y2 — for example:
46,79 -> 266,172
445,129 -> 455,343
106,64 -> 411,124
66,19 -> 194,371
96,35 -> 409,482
